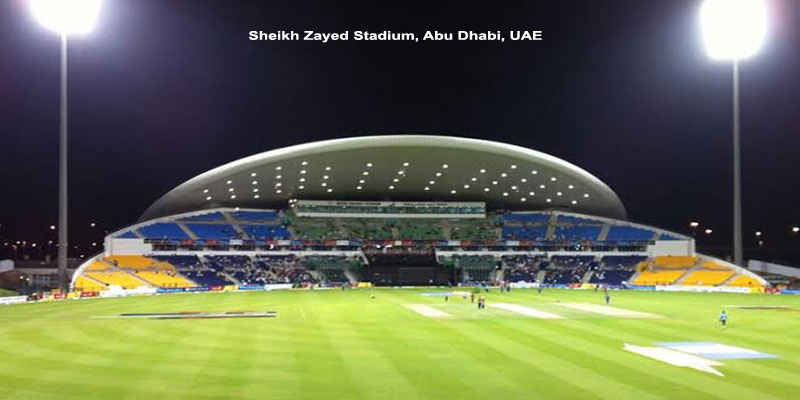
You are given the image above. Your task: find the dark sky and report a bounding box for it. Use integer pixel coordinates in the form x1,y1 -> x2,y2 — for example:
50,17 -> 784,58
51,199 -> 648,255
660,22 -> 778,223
1,0 -> 798,260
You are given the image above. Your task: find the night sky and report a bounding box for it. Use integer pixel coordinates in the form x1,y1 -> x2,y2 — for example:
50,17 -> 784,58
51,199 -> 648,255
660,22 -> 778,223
1,0 -> 798,262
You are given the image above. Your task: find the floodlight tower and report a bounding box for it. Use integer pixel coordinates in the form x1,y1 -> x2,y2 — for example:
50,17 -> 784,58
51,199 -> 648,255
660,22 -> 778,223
29,0 -> 104,290
700,0 -> 767,267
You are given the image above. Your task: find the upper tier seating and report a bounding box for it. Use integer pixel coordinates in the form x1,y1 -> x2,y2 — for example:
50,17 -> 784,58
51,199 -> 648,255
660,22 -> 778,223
186,224 -> 239,241
553,226 -> 601,241
138,223 -> 190,240
397,224 -> 444,240
502,226 -> 548,241
242,225 -> 291,240
556,215 -> 602,224
150,255 -> 202,270
179,212 -> 225,221
504,213 -> 550,223
293,221 -> 338,240
606,226 -> 655,242
230,211 -> 279,221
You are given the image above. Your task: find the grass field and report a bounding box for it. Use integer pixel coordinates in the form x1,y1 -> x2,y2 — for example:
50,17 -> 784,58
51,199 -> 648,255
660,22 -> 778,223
1,288 -> 799,399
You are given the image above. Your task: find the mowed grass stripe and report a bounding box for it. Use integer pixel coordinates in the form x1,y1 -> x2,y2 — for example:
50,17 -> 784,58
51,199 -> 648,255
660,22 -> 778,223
491,314 -> 737,400
377,291 -> 552,399
290,295 -> 362,400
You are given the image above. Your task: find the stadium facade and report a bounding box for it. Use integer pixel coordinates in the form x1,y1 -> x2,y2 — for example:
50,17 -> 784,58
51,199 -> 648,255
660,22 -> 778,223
71,135 -> 768,292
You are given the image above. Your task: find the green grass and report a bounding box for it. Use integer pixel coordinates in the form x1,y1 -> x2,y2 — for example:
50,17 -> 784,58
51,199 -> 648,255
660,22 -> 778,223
1,289 -> 799,399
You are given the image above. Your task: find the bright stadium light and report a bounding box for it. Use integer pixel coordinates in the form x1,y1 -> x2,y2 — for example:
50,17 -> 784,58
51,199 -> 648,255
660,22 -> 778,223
700,0 -> 767,60
29,0 -> 104,291
699,0 -> 768,267
29,0 -> 104,35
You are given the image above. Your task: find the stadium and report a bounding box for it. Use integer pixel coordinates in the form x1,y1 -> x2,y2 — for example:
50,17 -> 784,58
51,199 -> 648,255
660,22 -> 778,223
5,1 -> 800,399
5,134 -> 799,399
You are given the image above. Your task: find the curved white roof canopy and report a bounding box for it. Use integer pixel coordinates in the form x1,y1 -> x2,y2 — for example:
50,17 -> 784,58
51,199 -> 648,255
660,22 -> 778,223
140,135 -> 627,221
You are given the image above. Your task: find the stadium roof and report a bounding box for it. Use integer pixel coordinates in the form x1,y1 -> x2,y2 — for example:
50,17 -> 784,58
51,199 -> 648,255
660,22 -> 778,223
140,135 -> 627,221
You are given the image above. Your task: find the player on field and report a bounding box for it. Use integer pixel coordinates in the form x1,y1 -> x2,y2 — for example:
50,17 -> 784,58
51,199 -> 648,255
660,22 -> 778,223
719,310 -> 728,328
604,287 -> 610,305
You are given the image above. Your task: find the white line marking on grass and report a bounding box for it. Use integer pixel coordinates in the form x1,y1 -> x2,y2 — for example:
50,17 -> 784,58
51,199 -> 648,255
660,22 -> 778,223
491,303 -> 564,319
559,303 -> 662,319
406,304 -> 451,318
623,343 -> 724,376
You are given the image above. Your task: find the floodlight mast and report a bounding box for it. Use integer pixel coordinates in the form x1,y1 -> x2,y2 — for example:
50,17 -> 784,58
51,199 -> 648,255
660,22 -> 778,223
29,0 -> 103,291
699,0 -> 767,268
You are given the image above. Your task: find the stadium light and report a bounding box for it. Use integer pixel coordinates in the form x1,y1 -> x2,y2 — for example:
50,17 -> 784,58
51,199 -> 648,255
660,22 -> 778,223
792,226 -> 799,234
704,229 -> 713,235
29,0 -> 104,291
700,0 -> 767,61
689,221 -> 699,228
29,0 -> 103,35
699,0 -> 768,267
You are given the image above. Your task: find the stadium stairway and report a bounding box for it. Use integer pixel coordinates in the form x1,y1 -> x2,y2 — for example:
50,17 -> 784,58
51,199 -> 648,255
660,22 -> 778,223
581,270 -> 594,283
673,266 -> 700,285
127,270 -> 156,287
598,225 -> 610,241
78,273 -> 108,288
545,224 -> 556,240
627,268 -> 643,284
719,272 -> 741,286
536,270 -> 547,283
222,212 -> 249,239
177,222 -> 198,240
221,270 -> 241,285
673,258 -> 706,285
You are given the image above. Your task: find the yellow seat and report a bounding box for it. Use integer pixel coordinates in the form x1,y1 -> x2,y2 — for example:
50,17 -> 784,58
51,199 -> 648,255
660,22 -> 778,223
634,270 -> 685,285
134,271 -> 195,288
681,270 -> 735,286
73,275 -> 107,291
86,261 -> 109,271
727,275 -> 764,288
85,271 -> 148,289
653,256 -> 699,269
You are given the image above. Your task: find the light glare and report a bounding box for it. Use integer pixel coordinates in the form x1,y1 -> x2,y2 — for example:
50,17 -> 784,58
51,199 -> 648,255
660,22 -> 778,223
30,0 -> 103,35
700,0 -> 767,60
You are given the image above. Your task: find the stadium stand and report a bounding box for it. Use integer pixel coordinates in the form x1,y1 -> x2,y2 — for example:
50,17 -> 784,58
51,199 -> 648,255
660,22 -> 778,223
606,226 -> 655,242
502,226 -> 548,241
553,226 -> 601,241
138,223 -> 190,241
179,212 -> 225,221
503,255 -> 542,282
185,224 -> 240,241
229,210 -> 279,221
